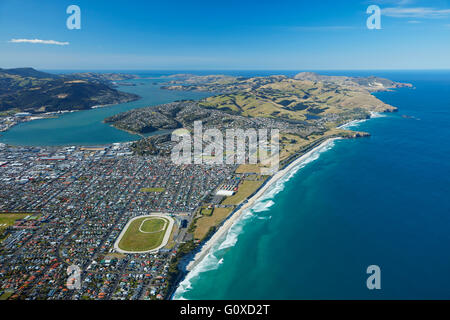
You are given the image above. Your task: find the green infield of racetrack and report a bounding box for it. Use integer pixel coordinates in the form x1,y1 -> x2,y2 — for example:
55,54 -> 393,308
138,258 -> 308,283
118,217 -> 169,252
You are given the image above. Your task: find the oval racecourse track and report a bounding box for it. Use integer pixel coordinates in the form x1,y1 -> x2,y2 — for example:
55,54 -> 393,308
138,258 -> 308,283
114,214 -> 174,254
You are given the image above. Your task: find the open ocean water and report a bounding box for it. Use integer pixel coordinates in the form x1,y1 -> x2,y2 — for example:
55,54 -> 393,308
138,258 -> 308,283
173,71 -> 450,299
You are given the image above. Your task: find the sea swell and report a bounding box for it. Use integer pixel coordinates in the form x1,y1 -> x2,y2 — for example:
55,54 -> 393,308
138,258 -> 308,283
172,139 -> 338,300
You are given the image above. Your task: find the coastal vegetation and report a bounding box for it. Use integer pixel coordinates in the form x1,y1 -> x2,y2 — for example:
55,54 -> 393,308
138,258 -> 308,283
193,207 -> 233,241
165,240 -> 197,298
221,179 -> 267,206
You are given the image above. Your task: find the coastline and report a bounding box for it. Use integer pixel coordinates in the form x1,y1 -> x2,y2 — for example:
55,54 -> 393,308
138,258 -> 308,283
171,110 -> 388,299
0,98 -> 140,135
184,137 -> 341,273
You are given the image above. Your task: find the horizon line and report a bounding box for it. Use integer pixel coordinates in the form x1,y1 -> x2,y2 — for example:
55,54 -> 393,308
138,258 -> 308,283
35,68 -> 450,72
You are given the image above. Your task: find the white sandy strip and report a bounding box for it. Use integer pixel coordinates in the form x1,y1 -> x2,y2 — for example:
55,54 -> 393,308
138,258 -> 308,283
114,213 -> 174,254
186,137 -> 340,271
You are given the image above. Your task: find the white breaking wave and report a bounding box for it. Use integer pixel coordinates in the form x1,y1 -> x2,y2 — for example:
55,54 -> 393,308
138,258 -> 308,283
338,119 -> 368,130
172,139 -> 337,300
339,111 -> 387,129
252,200 -> 275,213
173,247 -> 226,296
370,111 -> 387,118
256,215 -> 272,220
217,210 -> 254,251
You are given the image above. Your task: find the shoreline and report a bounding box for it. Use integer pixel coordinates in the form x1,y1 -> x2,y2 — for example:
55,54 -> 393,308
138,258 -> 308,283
0,82 -> 141,136
183,137 -> 341,274
171,111 -> 386,299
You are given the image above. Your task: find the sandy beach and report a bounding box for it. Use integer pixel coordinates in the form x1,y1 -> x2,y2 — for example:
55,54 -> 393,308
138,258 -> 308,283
186,137 -> 340,272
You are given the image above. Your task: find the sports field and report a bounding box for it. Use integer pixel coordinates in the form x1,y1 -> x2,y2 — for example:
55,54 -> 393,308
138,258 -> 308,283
140,187 -> 165,193
0,213 -> 35,244
116,215 -> 174,253
0,213 -> 31,229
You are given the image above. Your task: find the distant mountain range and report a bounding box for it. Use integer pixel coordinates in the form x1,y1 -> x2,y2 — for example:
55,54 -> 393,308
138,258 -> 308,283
0,68 -> 140,113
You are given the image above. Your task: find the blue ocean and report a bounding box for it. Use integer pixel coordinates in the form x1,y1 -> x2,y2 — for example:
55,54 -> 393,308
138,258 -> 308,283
173,71 -> 450,299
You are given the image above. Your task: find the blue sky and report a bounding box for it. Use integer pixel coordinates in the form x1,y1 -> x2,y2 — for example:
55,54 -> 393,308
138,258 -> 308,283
1,0 -> 450,70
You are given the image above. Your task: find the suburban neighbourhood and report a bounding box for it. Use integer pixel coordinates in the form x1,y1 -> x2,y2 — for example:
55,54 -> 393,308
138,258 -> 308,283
0,141 -> 241,300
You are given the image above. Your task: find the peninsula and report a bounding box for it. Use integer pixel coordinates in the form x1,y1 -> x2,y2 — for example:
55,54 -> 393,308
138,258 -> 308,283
103,72 -> 411,298
0,68 -> 141,113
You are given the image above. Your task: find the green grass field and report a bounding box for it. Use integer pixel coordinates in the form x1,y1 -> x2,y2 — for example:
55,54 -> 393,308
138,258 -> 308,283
0,213 -> 31,230
118,216 -> 169,252
200,207 -> 213,216
140,218 -> 166,233
0,213 -> 33,244
0,291 -> 13,300
194,207 -> 233,240
140,187 -> 165,193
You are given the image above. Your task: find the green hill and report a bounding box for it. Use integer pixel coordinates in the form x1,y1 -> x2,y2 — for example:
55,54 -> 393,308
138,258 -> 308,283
0,68 -> 140,113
